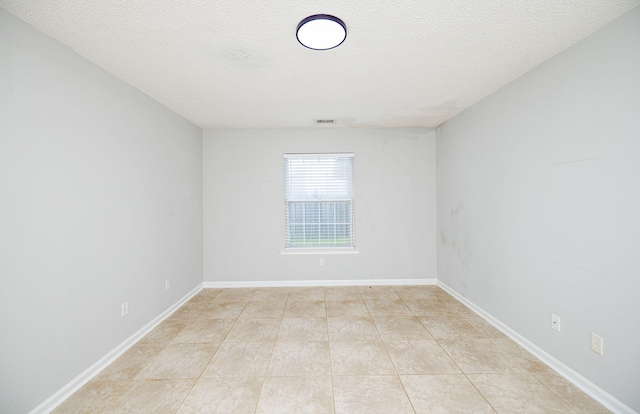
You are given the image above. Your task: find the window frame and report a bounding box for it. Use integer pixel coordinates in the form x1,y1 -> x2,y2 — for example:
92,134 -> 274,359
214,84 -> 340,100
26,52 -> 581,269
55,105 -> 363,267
282,153 -> 357,253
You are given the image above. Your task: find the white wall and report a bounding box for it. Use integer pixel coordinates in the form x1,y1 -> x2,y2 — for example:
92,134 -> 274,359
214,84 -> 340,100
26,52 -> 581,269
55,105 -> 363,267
437,7 -> 640,412
0,10 -> 203,413
203,128 -> 436,284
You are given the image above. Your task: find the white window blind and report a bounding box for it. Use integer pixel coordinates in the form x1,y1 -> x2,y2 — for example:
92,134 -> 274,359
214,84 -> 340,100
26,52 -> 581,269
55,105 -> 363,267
284,153 -> 355,249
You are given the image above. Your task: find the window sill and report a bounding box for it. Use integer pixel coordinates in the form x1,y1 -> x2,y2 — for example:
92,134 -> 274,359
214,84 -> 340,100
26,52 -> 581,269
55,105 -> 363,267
280,248 -> 360,255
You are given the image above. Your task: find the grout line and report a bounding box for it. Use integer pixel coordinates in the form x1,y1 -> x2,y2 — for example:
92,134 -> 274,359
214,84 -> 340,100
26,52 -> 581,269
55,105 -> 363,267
175,288 -> 252,413
425,287 -> 500,413
69,284 -> 599,413
325,287 -> 338,414
172,289 -> 228,413
251,287 -> 289,413
373,290 -> 419,413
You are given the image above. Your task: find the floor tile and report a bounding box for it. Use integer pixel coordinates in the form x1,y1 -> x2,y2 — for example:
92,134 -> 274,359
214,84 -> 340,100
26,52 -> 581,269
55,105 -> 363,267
384,340 -> 461,374
52,380 -> 127,414
239,301 -> 286,319
198,301 -> 247,319
101,379 -> 195,414
135,343 -> 217,379
202,341 -> 274,377
463,313 -> 506,338
138,320 -> 186,348
225,318 -> 281,342
393,285 -> 443,301
191,288 -> 222,303
284,300 -> 327,317
167,301 -> 206,321
436,295 -> 460,307
358,286 -> 401,300
445,299 -> 476,316
439,338 -> 515,374
401,374 -> 495,413
57,285 -> 590,413
268,341 -> 331,376
330,341 -> 395,375
324,287 -> 361,301
468,373 -> 575,413
327,317 -> 380,340
533,370 -> 610,413
277,317 -> 328,341
403,299 -> 451,316
177,377 -> 263,414
288,287 -> 325,301
333,375 -> 413,414
171,318 -> 235,344
492,337 -> 549,373
250,287 -> 290,302
373,316 -> 433,340
186,293 -> 218,308
212,288 -> 255,303
94,342 -> 164,381
325,300 -> 369,317
256,376 -> 334,414
364,298 -> 414,317
419,313 -> 485,339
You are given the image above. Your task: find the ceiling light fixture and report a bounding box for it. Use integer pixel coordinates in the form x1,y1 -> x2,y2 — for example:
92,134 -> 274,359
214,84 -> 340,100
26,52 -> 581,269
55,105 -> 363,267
296,14 -> 347,50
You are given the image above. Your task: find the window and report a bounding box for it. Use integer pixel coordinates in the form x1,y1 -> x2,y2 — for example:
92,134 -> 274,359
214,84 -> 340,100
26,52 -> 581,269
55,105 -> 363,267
284,153 -> 355,250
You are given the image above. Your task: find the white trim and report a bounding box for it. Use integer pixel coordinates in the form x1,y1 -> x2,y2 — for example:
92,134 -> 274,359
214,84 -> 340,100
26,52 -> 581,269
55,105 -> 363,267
280,248 -> 360,255
284,152 -> 355,158
437,281 -> 637,414
30,283 -> 203,414
39,278 -> 635,413
203,278 -> 436,288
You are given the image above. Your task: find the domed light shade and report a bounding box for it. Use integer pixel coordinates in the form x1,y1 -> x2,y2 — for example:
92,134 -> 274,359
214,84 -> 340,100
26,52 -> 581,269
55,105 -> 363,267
296,15 -> 347,50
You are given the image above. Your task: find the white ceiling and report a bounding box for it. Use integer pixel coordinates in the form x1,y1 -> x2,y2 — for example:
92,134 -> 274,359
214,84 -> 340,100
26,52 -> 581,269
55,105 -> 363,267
2,1 -> 638,129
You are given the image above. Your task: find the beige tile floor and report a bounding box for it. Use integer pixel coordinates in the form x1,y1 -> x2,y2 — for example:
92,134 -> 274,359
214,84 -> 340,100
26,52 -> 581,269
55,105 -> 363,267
54,286 -> 610,413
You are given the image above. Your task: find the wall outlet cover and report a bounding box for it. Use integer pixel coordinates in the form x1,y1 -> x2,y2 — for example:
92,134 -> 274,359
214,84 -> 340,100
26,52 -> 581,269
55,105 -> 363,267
591,333 -> 604,355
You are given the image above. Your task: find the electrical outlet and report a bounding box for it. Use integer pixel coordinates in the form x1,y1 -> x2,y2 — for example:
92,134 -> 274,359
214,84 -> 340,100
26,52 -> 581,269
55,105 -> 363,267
551,314 -> 561,332
165,279 -> 171,290
121,301 -> 128,317
591,333 -> 604,355
320,257 -> 325,266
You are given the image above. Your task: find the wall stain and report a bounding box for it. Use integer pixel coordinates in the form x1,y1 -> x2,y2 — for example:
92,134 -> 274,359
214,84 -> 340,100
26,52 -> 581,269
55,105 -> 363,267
448,202 -> 471,267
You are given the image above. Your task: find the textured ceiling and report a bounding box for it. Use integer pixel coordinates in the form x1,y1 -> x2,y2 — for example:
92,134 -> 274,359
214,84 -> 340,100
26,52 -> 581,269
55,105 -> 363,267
1,1 -> 638,129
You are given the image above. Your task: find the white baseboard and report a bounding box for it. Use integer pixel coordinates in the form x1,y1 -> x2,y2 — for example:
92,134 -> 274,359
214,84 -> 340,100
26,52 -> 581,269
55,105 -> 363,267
203,278 -> 437,288
437,281 -> 636,414
40,279 -> 631,414
30,283 -> 203,414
